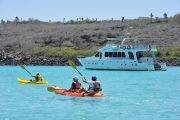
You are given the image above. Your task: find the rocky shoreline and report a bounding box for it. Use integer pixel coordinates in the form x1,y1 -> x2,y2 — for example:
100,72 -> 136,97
0,50 -> 179,66
165,60 -> 180,66
0,50 -> 79,66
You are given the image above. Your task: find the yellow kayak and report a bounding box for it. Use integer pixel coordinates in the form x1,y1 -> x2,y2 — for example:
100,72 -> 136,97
17,78 -> 48,84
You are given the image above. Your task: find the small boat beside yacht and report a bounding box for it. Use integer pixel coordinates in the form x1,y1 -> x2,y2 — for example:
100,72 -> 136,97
78,37 -> 167,71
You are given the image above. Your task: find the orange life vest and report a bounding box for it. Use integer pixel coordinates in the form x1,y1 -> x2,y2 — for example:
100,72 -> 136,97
72,82 -> 81,89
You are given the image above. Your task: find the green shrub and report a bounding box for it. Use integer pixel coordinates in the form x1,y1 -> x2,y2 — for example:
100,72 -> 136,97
156,52 -> 162,57
28,46 -> 96,58
165,52 -> 170,56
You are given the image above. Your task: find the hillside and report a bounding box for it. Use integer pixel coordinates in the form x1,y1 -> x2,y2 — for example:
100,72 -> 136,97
0,15 -> 180,66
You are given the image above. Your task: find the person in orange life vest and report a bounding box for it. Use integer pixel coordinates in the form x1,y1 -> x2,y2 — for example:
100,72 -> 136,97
83,76 -> 102,95
68,76 -> 82,92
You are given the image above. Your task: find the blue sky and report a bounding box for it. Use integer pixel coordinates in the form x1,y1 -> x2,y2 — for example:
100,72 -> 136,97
0,0 -> 179,21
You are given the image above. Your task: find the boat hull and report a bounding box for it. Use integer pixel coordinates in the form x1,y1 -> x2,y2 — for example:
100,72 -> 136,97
78,58 -> 166,71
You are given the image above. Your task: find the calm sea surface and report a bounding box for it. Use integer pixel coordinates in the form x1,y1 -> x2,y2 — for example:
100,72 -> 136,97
0,66 -> 179,120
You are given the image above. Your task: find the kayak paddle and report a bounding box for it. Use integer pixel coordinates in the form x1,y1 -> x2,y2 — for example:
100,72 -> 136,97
20,65 -> 34,77
68,60 -> 87,81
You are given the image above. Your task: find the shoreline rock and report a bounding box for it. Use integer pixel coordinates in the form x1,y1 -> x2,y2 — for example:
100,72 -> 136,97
0,50 -> 79,66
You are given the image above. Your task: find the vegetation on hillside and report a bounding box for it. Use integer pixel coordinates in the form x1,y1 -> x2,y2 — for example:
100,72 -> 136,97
157,46 -> 180,61
26,46 -> 96,58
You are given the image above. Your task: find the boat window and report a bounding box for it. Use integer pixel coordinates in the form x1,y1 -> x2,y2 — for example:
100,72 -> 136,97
113,52 -> 118,57
109,52 -> 113,57
105,52 -> 126,58
128,52 -> 134,59
136,51 -> 152,59
95,52 -> 99,57
136,51 -> 143,60
117,52 -> 121,57
122,52 -> 126,57
117,52 -> 126,57
105,52 -> 108,57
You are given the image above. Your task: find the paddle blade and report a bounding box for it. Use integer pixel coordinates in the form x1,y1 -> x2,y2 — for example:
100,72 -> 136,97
20,65 -> 26,69
47,86 -> 61,92
68,60 -> 76,68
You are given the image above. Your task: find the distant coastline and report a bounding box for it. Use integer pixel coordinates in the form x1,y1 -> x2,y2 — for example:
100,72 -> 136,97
0,14 -> 180,66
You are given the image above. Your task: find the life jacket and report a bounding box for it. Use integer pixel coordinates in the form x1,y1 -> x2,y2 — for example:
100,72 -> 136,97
88,81 -> 102,91
72,82 -> 81,89
36,75 -> 43,81
93,81 -> 101,91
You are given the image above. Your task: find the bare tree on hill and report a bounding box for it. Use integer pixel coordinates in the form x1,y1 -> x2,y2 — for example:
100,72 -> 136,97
163,13 -> 168,23
14,16 -> 20,24
150,13 -> 153,23
122,17 -> 125,22
1,19 -> 5,24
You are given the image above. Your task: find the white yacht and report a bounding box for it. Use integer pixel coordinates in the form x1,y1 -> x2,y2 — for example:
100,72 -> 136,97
78,38 -> 167,71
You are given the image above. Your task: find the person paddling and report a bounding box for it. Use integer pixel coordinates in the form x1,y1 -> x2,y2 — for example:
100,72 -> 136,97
68,76 -> 82,92
33,73 -> 43,82
83,76 -> 102,96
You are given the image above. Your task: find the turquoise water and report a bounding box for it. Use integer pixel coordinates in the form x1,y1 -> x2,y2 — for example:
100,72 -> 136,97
0,66 -> 180,120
